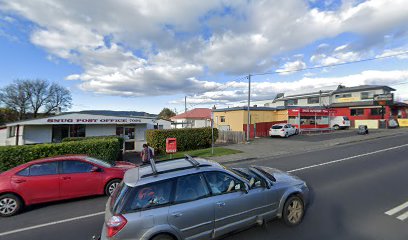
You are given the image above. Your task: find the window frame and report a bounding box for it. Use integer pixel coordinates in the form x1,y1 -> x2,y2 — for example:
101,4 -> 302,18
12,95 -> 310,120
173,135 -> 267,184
203,171 -> 244,196
286,99 -> 298,106
370,108 -> 382,116
307,97 -> 319,104
60,160 -> 95,174
220,116 -> 226,123
121,178 -> 176,214
18,161 -> 59,177
230,168 -> 267,189
8,126 -> 16,138
360,91 -> 371,100
350,108 -> 365,116
173,173 -> 211,204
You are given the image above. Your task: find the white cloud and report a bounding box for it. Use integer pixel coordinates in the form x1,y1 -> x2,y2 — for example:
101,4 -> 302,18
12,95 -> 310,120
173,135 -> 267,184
1,0 -> 408,99
276,60 -> 307,75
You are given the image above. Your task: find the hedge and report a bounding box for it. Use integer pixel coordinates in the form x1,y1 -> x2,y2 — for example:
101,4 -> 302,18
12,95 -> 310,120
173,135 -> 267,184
146,127 -> 218,154
62,136 -> 124,148
0,138 -> 121,172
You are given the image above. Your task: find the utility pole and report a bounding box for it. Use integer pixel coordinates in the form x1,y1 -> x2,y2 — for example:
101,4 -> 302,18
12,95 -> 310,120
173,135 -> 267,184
184,96 -> 187,113
246,74 -> 251,142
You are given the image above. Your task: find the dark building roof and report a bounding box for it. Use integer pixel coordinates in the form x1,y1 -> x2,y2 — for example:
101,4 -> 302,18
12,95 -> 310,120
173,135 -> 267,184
332,85 -> 395,94
75,110 -> 157,118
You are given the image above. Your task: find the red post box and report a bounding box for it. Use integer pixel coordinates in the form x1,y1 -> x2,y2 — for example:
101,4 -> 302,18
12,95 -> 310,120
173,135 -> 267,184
166,138 -> 177,153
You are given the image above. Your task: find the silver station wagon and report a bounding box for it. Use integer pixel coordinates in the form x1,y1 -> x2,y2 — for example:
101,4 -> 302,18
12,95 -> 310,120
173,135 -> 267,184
99,156 -> 309,240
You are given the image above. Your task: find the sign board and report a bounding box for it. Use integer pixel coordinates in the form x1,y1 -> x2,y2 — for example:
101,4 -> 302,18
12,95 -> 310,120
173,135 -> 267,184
374,93 -> 393,106
337,97 -> 360,103
288,108 -> 336,115
398,119 -> 408,127
166,138 -> 177,153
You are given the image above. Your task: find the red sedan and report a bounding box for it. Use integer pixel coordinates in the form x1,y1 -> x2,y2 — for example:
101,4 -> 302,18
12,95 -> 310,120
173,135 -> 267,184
0,155 -> 135,217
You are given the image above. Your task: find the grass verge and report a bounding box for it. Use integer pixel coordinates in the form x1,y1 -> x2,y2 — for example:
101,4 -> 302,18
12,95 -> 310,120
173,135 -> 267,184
157,147 -> 242,160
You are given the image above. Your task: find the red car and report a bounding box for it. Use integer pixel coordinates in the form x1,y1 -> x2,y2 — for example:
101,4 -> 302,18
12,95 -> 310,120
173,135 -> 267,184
0,155 -> 135,217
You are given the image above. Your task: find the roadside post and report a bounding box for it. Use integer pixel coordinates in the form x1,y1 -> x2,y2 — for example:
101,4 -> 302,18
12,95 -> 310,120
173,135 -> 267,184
211,105 -> 216,155
166,138 -> 177,159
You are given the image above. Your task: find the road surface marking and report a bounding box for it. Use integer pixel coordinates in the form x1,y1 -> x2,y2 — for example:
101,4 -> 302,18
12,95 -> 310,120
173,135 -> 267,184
385,201 -> 408,221
385,201 -> 408,216
287,143 -> 408,173
3,143 -> 408,236
0,211 -> 105,237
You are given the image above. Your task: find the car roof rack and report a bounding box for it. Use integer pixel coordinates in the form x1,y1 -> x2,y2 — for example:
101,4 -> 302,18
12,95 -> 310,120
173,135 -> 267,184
140,155 -> 204,179
184,154 -> 200,168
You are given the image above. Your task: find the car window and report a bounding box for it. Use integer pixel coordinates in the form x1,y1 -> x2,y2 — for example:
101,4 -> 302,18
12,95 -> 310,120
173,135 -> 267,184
204,172 -> 242,195
127,180 -> 173,211
343,117 -> 350,121
62,160 -> 94,174
174,174 -> 210,203
85,157 -> 112,168
17,167 -> 29,176
272,125 -> 283,129
29,162 -> 58,176
231,168 -> 265,189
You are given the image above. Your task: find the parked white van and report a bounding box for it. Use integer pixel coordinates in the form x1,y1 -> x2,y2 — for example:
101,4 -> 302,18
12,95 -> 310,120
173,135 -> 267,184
330,116 -> 350,130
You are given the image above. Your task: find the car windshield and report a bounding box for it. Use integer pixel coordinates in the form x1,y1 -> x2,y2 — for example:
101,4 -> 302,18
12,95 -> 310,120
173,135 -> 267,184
85,157 -> 112,168
272,125 -> 283,129
343,117 -> 350,120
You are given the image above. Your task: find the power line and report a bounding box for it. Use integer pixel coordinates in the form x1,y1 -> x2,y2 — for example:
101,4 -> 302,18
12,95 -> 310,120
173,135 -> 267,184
252,51 -> 408,76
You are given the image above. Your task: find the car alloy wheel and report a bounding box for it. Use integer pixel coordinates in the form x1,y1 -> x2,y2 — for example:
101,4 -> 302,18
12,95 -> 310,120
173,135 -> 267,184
0,194 -> 21,217
105,179 -> 121,196
283,196 -> 304,226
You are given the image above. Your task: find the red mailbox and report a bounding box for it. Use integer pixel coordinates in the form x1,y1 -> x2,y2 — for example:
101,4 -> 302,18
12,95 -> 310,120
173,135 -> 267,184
166,138 -> 177,153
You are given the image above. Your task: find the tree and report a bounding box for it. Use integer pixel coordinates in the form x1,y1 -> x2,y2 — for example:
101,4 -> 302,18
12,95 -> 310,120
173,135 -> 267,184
0,79 -> 72,119
0,108 -> 19,125
158,108 -> 176,120
0,81 -> 30,120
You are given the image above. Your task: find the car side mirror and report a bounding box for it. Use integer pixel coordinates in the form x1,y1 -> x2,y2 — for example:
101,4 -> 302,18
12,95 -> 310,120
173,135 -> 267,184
90,166 -> 101,172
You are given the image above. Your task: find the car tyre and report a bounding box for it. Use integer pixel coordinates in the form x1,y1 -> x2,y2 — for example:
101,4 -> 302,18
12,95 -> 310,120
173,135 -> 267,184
284,132 -> 289,138
333,125 -> 340,130
295,129 -> 299,135
151,234 -> 175,240
282,195 -> 304,227
105,179 -> 121,196
0,194 -> 23,217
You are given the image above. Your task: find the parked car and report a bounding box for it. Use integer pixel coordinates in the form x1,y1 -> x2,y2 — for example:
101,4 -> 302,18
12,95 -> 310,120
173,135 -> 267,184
0,155 -> 135,217
330,116 -> 350,130
98,156 -> 309,240
269,123 -> 298,137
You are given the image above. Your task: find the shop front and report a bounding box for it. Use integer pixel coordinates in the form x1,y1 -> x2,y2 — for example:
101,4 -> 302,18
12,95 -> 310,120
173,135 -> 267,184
288,108 -> 334,129
0,113 -> 171,152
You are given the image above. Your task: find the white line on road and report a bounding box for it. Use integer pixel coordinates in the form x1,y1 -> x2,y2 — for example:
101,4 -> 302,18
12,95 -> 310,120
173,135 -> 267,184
287,143 -> 408,173
385,201 -> 408,216
397,211 -> 408,221
0,211 -> 105,237
3,143 -> 408,236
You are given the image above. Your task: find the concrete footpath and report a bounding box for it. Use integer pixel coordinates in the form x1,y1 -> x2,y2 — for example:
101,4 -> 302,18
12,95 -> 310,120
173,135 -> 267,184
209,128 -> 408,164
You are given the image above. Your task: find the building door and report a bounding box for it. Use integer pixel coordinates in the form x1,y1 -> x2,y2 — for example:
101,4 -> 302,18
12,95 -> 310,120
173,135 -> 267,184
52,125 -> 69,143
124,126 -> 136,151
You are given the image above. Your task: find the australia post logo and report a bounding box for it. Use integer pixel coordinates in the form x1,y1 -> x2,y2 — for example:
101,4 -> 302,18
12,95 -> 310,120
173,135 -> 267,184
46,118 -> 142,123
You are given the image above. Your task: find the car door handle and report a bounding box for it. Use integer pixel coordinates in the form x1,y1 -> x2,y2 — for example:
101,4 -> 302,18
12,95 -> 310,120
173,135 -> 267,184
13,179 -> 26,184
216,202 -> 226,207
62,176 -> 71,180
171,212 -> 183,217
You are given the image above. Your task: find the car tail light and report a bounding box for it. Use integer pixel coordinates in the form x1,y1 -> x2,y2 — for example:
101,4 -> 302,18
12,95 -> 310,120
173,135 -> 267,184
343,121 -> 345,124
281,129 -> 285,132
106,215 -> 127,237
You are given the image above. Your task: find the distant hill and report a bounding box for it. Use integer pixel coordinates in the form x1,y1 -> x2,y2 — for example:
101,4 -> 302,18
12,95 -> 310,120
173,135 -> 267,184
76,110 -> 158,118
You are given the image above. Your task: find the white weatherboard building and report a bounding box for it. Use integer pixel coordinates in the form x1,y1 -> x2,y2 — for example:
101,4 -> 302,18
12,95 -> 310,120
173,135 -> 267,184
0,113 -> 171,152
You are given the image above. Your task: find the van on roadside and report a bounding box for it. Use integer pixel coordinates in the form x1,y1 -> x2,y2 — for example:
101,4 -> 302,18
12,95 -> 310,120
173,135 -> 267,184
330,116 -> 350,130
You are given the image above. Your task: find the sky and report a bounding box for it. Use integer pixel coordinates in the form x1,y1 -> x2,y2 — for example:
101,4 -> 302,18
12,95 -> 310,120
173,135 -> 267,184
1,0 -> 408,114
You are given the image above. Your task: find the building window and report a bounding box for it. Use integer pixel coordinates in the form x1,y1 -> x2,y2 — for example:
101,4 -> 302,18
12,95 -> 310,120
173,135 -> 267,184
307,97 -> 319,104
70,125 -> 86,138
350,109 -> 364,116
8,126 -> 16,138
286,99 -> 298,106
361,92 -> 371,100
336,93 -> 352,98
220,116 -> 226,122
370,108 -> 382,116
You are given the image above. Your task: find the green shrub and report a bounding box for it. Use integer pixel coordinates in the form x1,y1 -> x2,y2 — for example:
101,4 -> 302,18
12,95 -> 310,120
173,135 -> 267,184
62,135 -> 124,148
0,138 -> 121,172
146,127 -> 218,154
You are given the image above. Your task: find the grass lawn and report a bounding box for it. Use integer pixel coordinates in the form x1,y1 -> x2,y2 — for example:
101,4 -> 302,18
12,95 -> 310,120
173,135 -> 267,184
157,147 -> 242,160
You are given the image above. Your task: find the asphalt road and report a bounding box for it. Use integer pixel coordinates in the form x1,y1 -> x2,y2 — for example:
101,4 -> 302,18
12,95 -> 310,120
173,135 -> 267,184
2,133 -> 408,240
